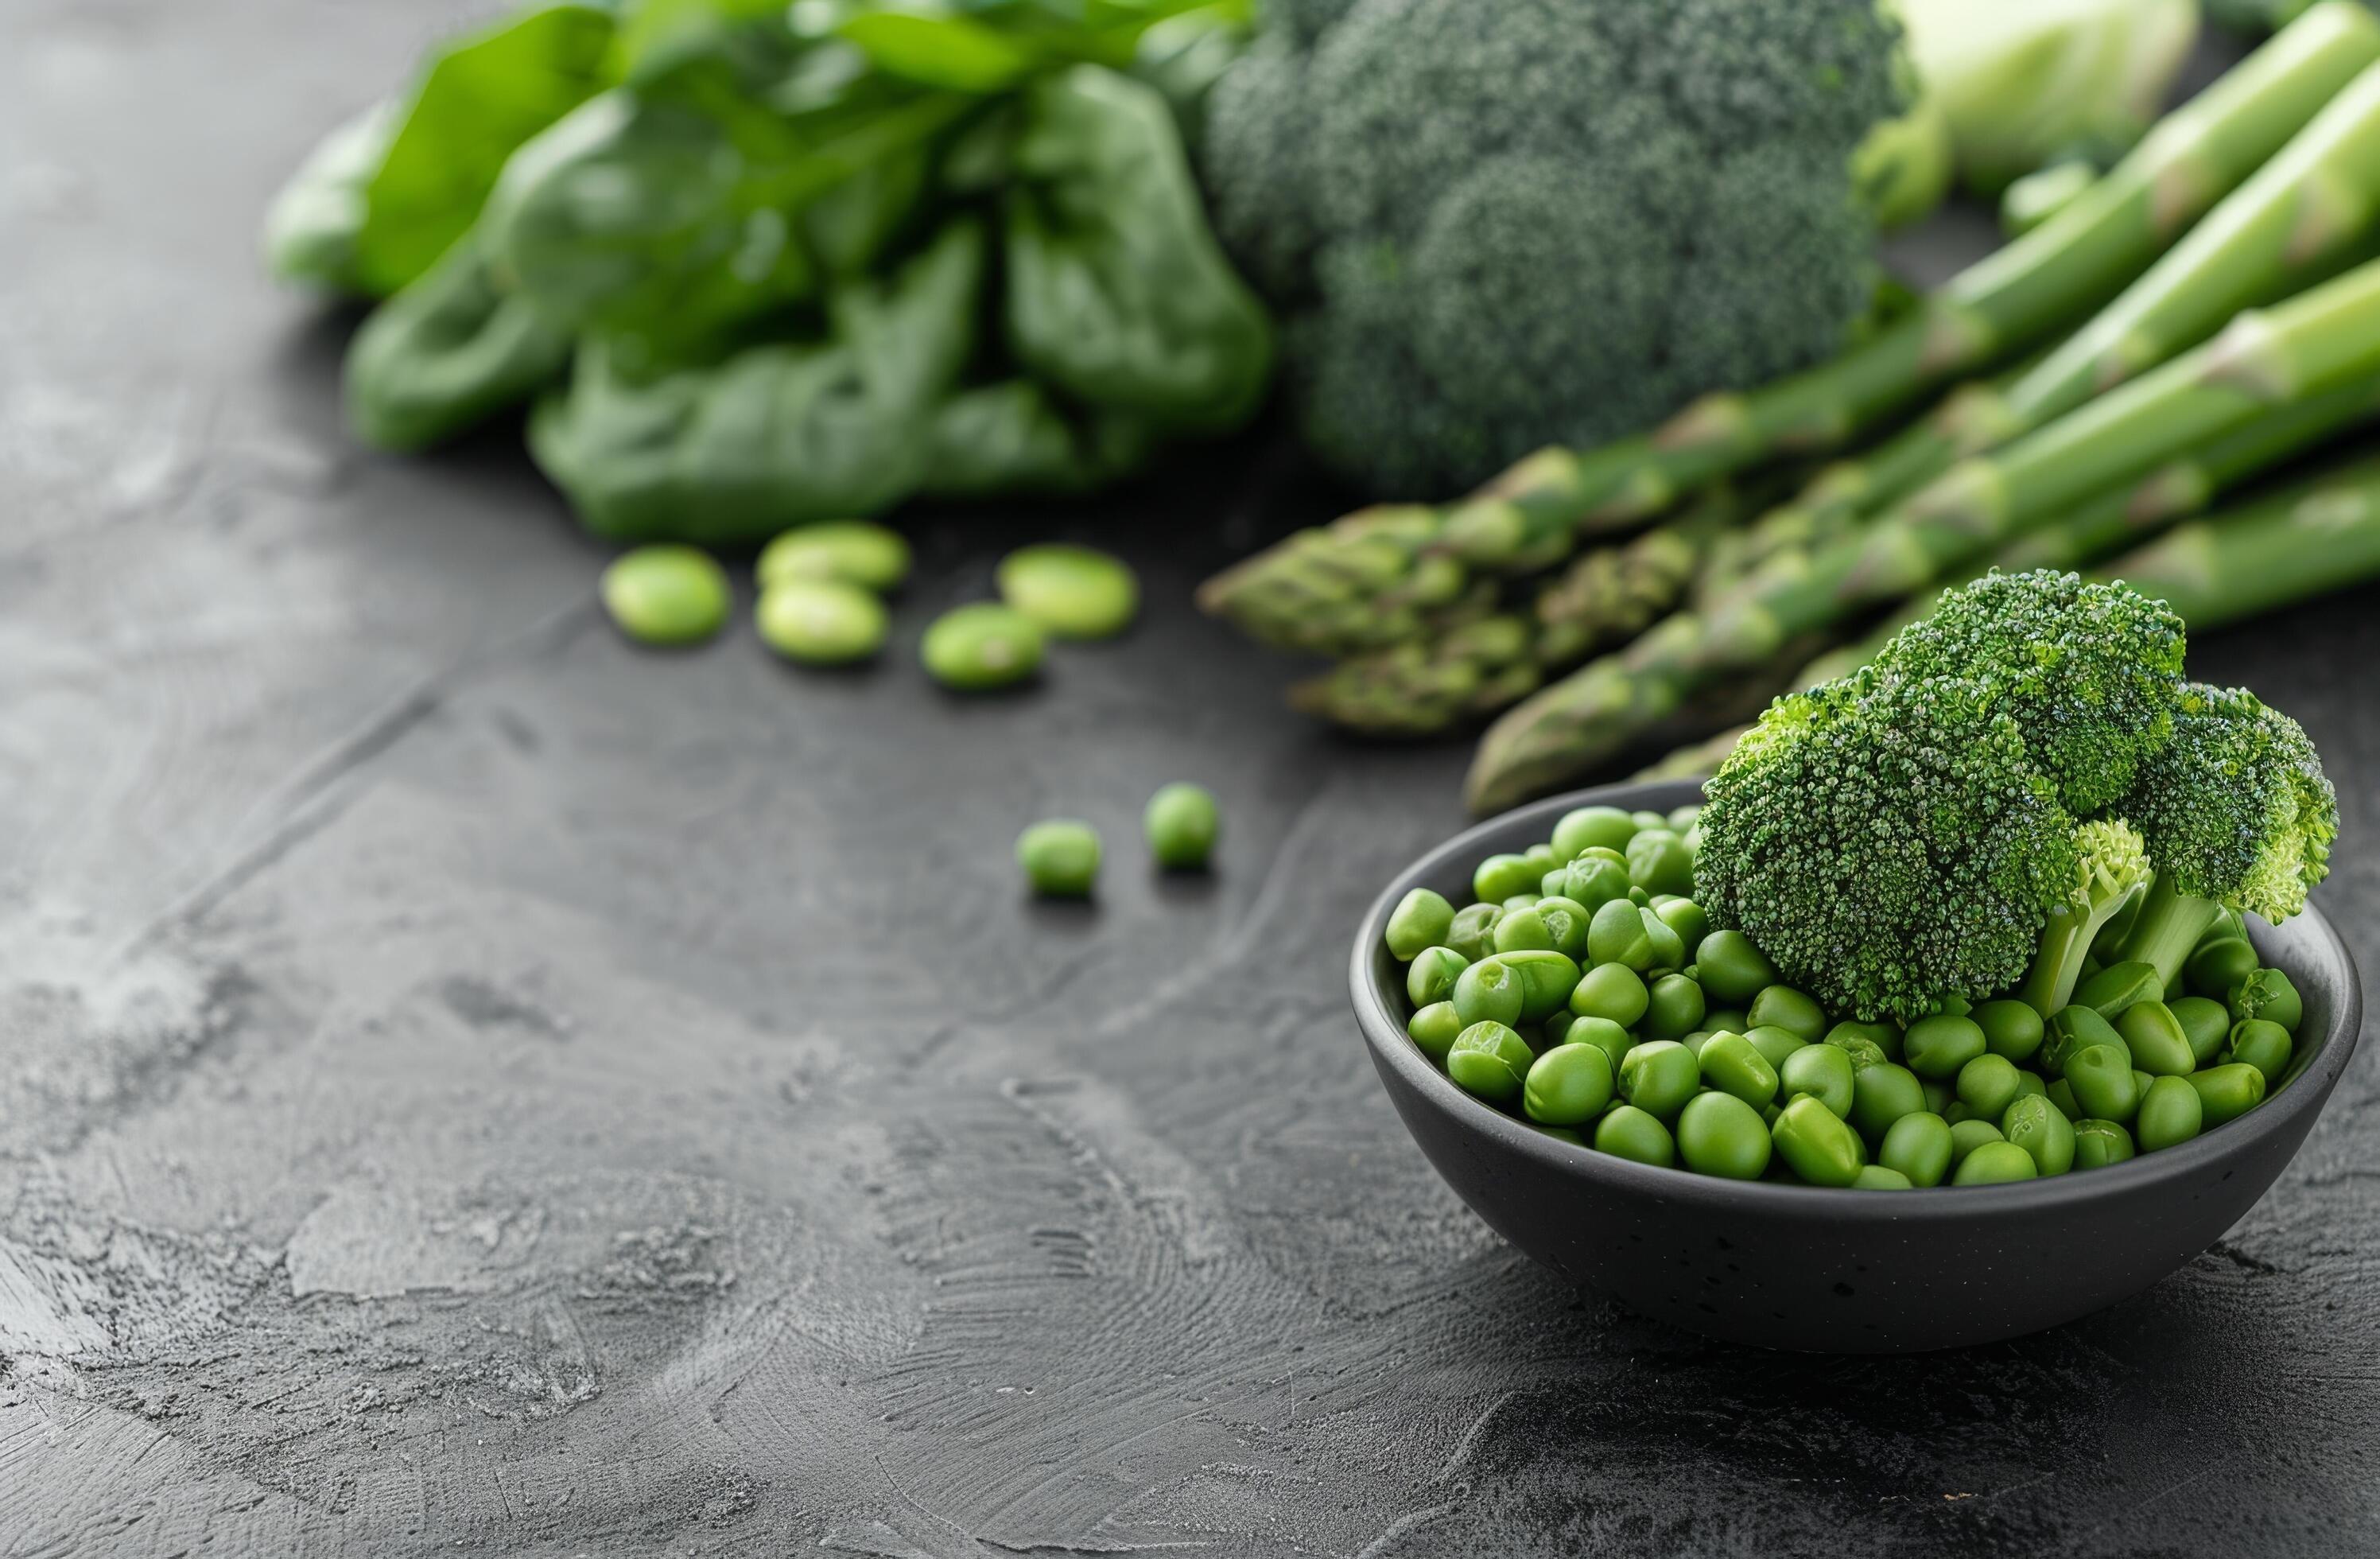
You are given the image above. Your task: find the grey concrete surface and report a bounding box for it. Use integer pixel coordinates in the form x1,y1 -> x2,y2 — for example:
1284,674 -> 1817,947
2,4 -> 2376,1554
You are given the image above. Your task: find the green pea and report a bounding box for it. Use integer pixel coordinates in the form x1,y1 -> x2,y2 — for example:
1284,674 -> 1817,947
1407,1002 -> 1463,1062
1472,853 -> 1541,904
1452,957 -> 1527,1028
1952,1141 -> 2040,1186
1744,985 -> 1826,1043
1956,1054 -> 2023,1122
2225,1018 -> 2293,1086
1769,1095 -> 1863,1188
1676,1092 -> 1772,1180
1522,842 -> 1563,877
1534,1125 -> 1587,1146
1651,897 -> 1710,953
1497,950 -> 1582,1021
1619,1040 -> 1701,1120
1445,904 -> 1503,963
1540,1010 -> 1578,1046
996,542 -> 1137,639
922,603 -> 1043,690
1881,1111 -> 1953,1187
1446,1021 -> 1535,1104
1502,893 -> 1541,913
2186,1063 -> 2266,1127
1668,803 -> 1701,830
1780,1043 -> 1854,1118
1825,1020 -> 1903,1064
2066,1043 -> 2139,1123
2071,1118 -> 2135,1170
2043,1005 -> 2126,1077
1641,973 -> 1707,1041
2045,1078 -> 2079,1119
1852,1164 -> 1912,1190
759,520 -> 911,592
2169,995 -> 2233,1067
1974,1000 -> 2045,1063
1015,818 -> 1101,896
1947,1118 -> 2005,1168
1492,907 -> 1553,953
1143,783 -> 1218,870
2132,1067 -> 2156,1103
1697,1032 -> 1778,1109
1562,1015 -> 1635,1077
1833,1036 -> 1890,1074
1551,806 -> 1637,859
2001,1094 -> 2075,1176
1849,1061 -> 1925,1143
1743,1024 -> 1807,1072
1594,1103 -> 1676,1168
2115,1001 -> 2194,1077
1629,809 -> 1668,833
2134,1075 -> 2204,1152
2186,935 -> 2259,1000
1586,900 -> 1659,970
1625,830 -> 1695,896
1920,1078 -> 1952,1116
1904,1014 -> 1986,1081
1524,1041 -> 1616,1126
2229,968 -> 2303,1032
1568,962 -> 1649,1028
1520,896 -> 1593,958
1384,889 -> 1456,962
1406,946 -> 1469,1008
2075,960 -> 2163,1019
602,545 -> 730,646
1692,931 -> 1776,1005
755,578 -> 887,664
1543,848 -> 1632,909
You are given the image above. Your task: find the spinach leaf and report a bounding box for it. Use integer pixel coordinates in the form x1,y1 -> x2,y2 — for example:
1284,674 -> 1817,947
920,380 -> 1155,496
1002,65 -> 1269,433
344,231 -> 576,452
262,102 -> 398,293
528,218 -> 984,540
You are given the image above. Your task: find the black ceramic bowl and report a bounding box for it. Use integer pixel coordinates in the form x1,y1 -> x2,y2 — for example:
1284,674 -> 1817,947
1353,779 -> 2365,1353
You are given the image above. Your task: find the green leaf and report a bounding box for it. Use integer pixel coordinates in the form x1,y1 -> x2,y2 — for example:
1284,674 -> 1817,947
835,7 -> 1040,91
352,2 -> 620,297
344,230 -> 574,452
920,379 -> 1156,496
262,101 -> 400,292
528,219 -> 987,540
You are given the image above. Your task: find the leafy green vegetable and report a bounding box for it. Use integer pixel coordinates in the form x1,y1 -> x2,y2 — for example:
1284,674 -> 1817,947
920,381 -> 1155,496
344,235 -> 575,452
262,102 -> 398,291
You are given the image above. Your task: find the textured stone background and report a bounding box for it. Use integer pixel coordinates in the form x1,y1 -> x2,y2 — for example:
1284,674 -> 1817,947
2,6 -> 2375,1554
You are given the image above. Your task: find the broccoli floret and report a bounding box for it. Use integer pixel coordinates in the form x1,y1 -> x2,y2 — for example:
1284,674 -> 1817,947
1873,570 -> 2187,814
1697,671 -> 2079,1022
2114,682 -> 2339,985
1199,0 -> 1905,497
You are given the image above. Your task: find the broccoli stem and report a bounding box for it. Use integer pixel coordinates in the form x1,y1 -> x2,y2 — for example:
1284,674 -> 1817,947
2021,883 -> 2150,1017
2118,872 -> 2229,988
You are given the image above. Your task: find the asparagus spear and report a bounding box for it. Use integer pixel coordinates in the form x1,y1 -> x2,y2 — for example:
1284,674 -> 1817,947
1466,255 -> 2380,813
1198,4 -> 2380,658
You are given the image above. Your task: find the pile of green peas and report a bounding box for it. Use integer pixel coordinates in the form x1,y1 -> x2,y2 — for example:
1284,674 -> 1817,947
1383,803 -> 2309,1188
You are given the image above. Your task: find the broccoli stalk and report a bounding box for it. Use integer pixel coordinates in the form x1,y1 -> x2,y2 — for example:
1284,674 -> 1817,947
2018,819 -> 2153,1015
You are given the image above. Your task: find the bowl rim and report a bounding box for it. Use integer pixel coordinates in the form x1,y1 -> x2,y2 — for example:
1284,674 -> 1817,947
1349,779 -> 2366,1217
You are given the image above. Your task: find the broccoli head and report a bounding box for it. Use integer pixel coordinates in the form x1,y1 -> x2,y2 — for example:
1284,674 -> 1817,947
1873,570 -> 2188,814
1696,670 -> 2078,1021
1199,0 -> 1905,497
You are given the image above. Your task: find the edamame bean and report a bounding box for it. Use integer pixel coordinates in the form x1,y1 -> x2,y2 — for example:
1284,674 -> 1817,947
1543,849 -> 1631,908
2114,995 -> 2196,1075
1780,1043 -> 1854,1118
1407,1002 -> 1462,1061
1563,1016 -> 1635,1077
1641,973 -> 1706,1041
2043,1005 -> 2126,1076
1406,946 -> 1468,1008
1703,1008 -> 1749,1036
1619,1040 -> 1701,1120
602,545 -> 730,646
922,603 -> 1044,690
1697,1032 -> 1778,1109
1594,1104 -> 1675,1167
1550,806 -> 1636,859
2071,1118 -> 2135,1169
1446,1021 -> 1534,1104
2229,968 -> 2303,1031
2134,1075 -> 2204,1152
1452,958 -> 1527,1028
1956,1054 -> 2022,1122
1747,985 -> 1827,1044
1770,1095 -> 1862,1187
1693,931 -> 1776,1005
1881,1111 -> 1953,1187
1586,900 -> 1659,970
1497,950 -> 1582,1021
1384,889 -> 1455,961
1493,906 -> 1554,953
755,579 -> 887,663
1143,783 -> 1218,869
1524,1042 -> 1615,1126
1947,1118 -> 2005,1168
1853,1164 -> 1912,1190
1641,916 -> 1687,973
759,520 -> 911,591
1652,897 -> 1710,952
1016,819 -> 1101,896
1676,1092 -> 1772,1180
1952,1141 -> 2039,1185
1904,1014 -> 1986,1080
2187,935 -> 2258,999
2045,1077 -> 2080,1119
2075,960 -> 2162,1018
2001,1094 -> 2075,1176
1850,1062 -> 1925,1143
1974,999 -> 2045,1063
1625,830 -> 1695,896
1473,853 -> 1542,904
1445,904 -> 1503,962
1825,1020 -> 1903,1064
1920,1079 -> 1951,1117
2169,995 -> 2233,1067
1743,1024 -> 1806,1073
996,543 -> 1137,639
2225,1018 -> 2293,1085
1522,896 -> 1594,958
2186,1063 -> 2266,1127
1569,963 -> 1649,1028
2066,1043 -> 2139,1123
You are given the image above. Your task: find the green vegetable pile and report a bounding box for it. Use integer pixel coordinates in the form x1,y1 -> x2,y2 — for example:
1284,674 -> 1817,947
1380,571 -> 2337,1187
1201,5 -> 2380,816
266,0 -> 1272,541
